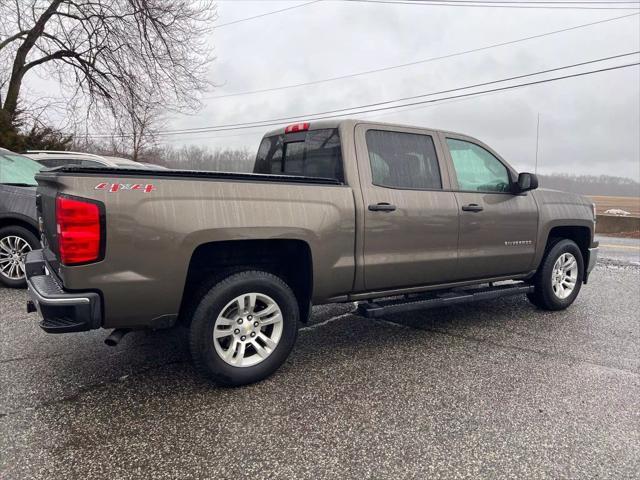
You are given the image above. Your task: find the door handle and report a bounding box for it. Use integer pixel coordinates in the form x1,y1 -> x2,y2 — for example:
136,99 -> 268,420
368,203 -> 397,212
461,203 -> 483,212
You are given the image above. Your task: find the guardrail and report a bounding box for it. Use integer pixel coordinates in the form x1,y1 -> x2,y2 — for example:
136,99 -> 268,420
596,215 -> 640,234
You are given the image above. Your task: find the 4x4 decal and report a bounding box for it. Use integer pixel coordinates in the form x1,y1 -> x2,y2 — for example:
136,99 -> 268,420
95,183 -> 156,193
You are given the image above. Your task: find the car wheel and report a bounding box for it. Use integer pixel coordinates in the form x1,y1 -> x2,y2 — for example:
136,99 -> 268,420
189,270 -> 299,386
0,226 -> 40,289
527,238 -> 584,311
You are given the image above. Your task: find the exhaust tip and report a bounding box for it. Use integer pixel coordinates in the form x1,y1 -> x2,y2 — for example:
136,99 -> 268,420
104,328 -> 130,347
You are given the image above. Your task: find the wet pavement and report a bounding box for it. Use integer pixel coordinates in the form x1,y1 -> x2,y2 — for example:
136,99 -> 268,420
596,234 -> 640,266
1,261 -> 639,479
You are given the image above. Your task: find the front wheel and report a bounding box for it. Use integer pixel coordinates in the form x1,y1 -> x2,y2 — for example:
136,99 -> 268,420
189,270 -> 299,386
0,226 -> 40,288
527,239 -> 584,311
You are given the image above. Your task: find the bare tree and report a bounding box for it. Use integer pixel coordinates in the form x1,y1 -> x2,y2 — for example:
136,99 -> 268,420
104,82 -> 166,160
0,0 -> 215,142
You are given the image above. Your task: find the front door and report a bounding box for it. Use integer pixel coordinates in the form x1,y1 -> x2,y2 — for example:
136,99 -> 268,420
355,124 -> 460,291
443,135 -> 538,279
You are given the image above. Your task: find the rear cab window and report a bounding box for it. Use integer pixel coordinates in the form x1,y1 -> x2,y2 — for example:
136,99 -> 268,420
253,128 -> 344,182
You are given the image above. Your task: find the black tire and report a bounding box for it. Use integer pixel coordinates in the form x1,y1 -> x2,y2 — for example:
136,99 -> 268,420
189,270 -> 299,386
527,238 -> 584,311
0,225 -> 40,289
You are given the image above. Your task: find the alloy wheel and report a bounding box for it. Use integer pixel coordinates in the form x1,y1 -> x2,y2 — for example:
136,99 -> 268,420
0,235 -> 32,281
551,252 -> 578,299
212,293 -> 284,367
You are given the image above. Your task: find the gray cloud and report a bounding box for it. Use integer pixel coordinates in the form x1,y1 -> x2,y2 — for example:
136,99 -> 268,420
22,0 -> 640,179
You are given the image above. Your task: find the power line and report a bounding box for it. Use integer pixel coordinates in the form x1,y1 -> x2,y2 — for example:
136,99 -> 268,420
193,61 -> 640,130
161,85 -> 536,143
149,52 -> 640,135
214,0 -> 322,28
347,0 -> 640,9
158,89 -> 511,144
90,53 -> 640,137
81,54 -> 639,138
203,12 -> 639,99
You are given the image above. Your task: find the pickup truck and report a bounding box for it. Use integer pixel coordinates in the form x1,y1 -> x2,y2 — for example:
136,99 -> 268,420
25,119 -> 598,386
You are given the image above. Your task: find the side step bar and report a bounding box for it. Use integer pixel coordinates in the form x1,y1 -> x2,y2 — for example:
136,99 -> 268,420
357,282 -> 534,318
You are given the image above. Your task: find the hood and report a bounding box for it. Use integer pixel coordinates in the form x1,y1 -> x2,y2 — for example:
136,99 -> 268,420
532,188 -> 595,226
533,188 -> 592,207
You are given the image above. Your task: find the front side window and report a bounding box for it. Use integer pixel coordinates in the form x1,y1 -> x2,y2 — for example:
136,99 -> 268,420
0,152 -> 42,186
254,128 -> 343,181
366,130 -> 442,190
446,138 -> 511,193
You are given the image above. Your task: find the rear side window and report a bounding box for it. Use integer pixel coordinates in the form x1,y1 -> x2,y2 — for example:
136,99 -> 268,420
366,130 -> 442,190
254,128 -> 343,181
37,158 -> 71,168
36,158 -> 104,168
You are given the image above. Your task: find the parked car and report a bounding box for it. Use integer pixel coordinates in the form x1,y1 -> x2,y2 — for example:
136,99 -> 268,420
0,148 -> 42,287
25,151 -> 166,169
25,120 -> 598,386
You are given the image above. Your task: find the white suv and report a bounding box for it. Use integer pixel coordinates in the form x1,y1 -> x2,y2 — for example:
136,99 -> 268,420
25,151 -> 166,170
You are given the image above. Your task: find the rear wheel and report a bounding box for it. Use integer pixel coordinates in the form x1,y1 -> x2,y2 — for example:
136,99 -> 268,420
527,239 -> 584,310
189,270 -> 299,386
0,226 -> 40,288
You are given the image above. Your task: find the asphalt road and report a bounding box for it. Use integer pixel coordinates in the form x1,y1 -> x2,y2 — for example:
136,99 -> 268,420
1,260 -> 639,478
596,234 -> 640,265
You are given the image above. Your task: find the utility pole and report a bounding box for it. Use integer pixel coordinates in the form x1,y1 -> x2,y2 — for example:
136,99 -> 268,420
535,112 -> 540,174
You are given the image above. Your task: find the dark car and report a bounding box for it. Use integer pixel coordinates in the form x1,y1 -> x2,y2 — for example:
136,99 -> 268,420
0,148 -> 42,287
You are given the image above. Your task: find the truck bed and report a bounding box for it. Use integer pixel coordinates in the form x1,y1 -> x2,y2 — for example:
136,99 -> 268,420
33,166 -> 356,329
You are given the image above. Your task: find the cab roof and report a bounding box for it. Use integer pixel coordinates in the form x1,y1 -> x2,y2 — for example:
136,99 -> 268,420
262,119 -> 467,138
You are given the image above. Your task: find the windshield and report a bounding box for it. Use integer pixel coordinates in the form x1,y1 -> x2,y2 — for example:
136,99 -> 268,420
0,152 -> 42,186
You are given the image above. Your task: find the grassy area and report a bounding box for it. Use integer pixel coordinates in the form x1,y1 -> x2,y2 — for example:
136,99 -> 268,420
589,196 -> 640,217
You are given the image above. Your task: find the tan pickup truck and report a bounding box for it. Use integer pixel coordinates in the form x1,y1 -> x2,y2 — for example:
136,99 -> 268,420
26,119 -> 598,385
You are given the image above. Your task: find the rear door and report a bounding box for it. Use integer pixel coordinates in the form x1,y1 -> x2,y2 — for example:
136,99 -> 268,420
441,134 -> 538,279
355,123 -> 459,291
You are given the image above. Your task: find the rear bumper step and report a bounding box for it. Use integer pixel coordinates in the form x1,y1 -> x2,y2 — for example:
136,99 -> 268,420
357,282 -> 534,318
25,250 -> 102,333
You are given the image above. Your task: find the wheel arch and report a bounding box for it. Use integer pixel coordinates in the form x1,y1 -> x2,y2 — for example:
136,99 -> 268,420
536,224 -> 592,282
178,239 -> 313,325
0,214 -> 40,239
547,225 -> 590,259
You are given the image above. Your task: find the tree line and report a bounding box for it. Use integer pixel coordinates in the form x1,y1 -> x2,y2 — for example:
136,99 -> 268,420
537,173 -> 639,198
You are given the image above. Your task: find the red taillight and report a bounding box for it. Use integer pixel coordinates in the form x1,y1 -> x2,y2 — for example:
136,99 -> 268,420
56,196 -> 102,265
284,122 -> 310,134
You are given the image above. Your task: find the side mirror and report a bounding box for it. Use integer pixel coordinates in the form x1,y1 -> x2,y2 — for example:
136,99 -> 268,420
517,172 -> 538,192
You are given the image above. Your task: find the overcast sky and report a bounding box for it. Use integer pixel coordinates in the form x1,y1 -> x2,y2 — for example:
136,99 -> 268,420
25,0 -> 640,180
